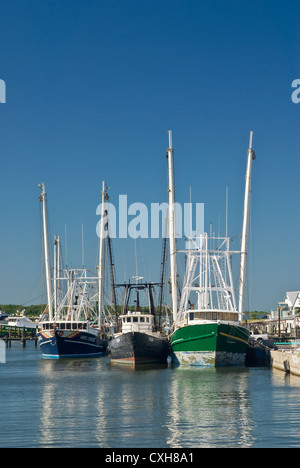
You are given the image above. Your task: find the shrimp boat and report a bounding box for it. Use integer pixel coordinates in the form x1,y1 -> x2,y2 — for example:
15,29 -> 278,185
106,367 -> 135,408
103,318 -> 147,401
37,182 -> 109,359
166,131 -> 255,367
108,281 -> 170,366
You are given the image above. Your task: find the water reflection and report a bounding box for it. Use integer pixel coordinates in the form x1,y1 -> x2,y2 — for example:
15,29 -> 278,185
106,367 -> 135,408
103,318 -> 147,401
38,358 -> 109,447
35,357 -> 300,448
4,342 -> 300,448
166,367 -> 254,448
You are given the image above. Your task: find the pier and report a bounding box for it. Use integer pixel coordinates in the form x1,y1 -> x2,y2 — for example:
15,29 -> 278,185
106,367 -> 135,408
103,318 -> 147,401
270,349 -> 300,376
0,325 -> 38,348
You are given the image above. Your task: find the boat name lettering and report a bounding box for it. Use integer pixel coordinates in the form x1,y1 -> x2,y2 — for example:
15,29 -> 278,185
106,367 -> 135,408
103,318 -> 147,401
80,335 -> 96,343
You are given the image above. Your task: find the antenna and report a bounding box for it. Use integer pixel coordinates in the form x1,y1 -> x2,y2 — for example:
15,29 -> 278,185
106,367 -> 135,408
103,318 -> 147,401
65,224 -> 68,268
249,131 -> 253,150
133,232 -> 143,284
225,186 -> 228,238
168,129 -> 173,149
82,223 -> 85,268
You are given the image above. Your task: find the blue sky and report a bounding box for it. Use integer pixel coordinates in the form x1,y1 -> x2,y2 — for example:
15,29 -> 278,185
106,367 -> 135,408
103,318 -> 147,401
0,0 -> 299,311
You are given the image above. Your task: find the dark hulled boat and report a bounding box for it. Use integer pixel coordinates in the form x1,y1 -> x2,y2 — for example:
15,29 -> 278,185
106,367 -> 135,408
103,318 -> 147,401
108,312 -> 170,365
108,282 -> 170,366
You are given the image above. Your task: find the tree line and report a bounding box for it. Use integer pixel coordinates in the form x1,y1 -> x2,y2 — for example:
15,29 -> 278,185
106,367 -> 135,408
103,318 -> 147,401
0,304 -> 46,318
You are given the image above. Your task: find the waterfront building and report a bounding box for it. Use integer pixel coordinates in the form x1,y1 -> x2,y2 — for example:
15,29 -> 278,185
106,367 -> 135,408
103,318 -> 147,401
267,291 -> 300,336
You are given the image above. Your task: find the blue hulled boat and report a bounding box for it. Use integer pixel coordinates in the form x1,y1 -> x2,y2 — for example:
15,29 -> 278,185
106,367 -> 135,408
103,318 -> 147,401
37,183 -> 111,359
38,321 -> 107,359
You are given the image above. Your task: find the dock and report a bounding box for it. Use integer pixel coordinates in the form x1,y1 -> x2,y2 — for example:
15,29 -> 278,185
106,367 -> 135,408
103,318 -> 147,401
270,349 -> 300,376
0,325 -> 38,348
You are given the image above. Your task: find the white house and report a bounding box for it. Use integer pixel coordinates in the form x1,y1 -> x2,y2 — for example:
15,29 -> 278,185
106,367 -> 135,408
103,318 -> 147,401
267,291 -> 300,336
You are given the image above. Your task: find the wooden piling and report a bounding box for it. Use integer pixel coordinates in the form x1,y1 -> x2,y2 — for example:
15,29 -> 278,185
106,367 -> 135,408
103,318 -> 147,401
21,328 -> 26,348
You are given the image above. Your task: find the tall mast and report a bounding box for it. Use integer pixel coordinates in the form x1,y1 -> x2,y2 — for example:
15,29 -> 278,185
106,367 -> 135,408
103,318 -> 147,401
39,183 -> 53,321
54,234 -> 57,314
238,131 -> 256,320
53,234 -> 61,314
57,235 -> 61,308
167,130 -> 178,323
98,181 -> 107,328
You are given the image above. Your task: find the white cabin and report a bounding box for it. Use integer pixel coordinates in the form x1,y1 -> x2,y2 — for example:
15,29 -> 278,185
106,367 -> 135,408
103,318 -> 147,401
7,316 -> 38,329
120,311 -> 155,334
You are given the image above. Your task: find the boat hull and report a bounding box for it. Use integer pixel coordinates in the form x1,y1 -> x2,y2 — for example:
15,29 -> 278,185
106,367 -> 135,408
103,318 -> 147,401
108,331 -> 170,366
171,322 -> 250,367
37,329 -> 107,359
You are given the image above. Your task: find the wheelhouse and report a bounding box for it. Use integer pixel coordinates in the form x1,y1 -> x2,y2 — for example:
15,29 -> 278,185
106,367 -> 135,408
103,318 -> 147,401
40,321 -> 89,331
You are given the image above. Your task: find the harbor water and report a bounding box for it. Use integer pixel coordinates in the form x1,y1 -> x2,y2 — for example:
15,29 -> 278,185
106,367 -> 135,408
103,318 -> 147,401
1,341 -> 300,448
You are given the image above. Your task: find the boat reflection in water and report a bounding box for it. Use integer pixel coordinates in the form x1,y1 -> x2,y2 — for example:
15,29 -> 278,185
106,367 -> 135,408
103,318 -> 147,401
37,358 -> 254,448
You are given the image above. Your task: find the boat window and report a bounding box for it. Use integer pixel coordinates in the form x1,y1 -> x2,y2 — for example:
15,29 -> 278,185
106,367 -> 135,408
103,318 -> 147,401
146,317 -> 149,323
140,317 -> 145,323
133,317 -> 138,323
66,323 -> 72,330
127,317 -> 131,323
189,313 -> 194,321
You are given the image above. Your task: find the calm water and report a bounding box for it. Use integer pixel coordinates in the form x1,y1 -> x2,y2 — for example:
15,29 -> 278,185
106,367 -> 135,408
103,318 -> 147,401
1,341 -> 300,448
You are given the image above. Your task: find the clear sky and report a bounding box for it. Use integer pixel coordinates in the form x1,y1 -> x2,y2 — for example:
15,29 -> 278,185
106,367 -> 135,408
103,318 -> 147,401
0,0 -> 299,311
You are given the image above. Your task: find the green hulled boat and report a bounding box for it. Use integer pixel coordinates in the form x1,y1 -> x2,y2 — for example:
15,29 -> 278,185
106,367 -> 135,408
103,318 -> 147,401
168,233 -> 251,367
171,320 -> 250,367
165,131 -> 255,367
